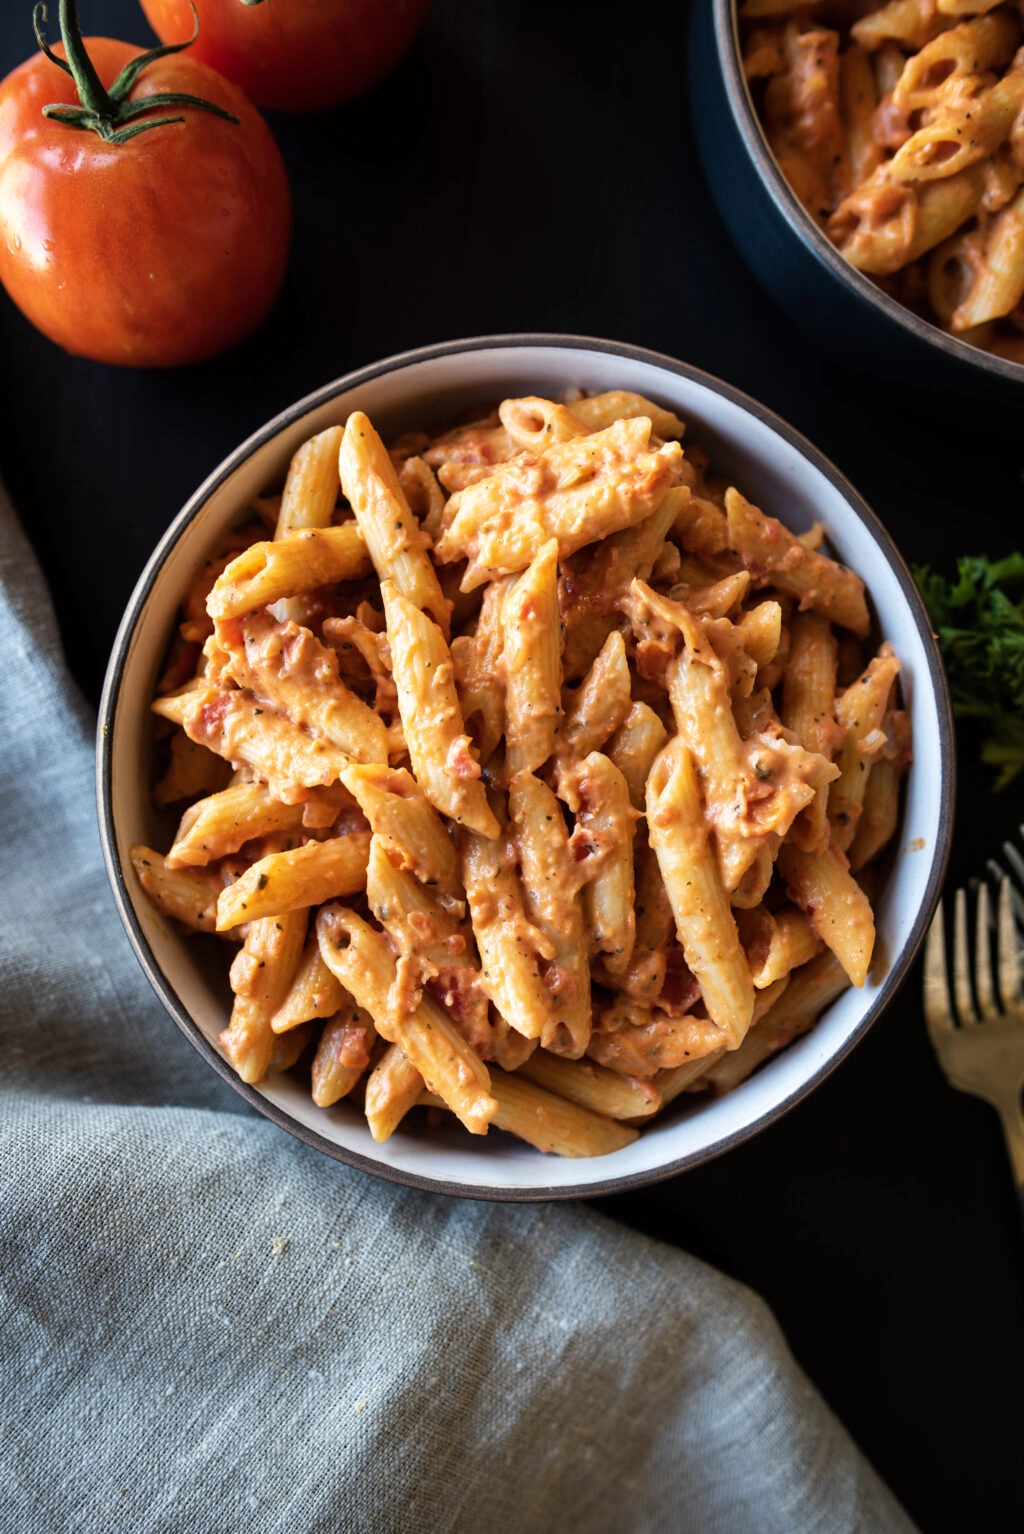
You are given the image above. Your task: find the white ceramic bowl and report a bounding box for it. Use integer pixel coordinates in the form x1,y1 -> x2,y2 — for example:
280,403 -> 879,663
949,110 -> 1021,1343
98,335 -> 954,1200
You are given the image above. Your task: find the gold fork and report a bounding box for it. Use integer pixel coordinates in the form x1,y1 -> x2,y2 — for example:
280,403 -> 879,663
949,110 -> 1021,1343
923,877 -> 1024,1208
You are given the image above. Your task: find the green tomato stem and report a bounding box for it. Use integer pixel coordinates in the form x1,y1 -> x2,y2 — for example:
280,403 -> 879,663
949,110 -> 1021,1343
55,0 -> 116,116
32,0 -> 240,143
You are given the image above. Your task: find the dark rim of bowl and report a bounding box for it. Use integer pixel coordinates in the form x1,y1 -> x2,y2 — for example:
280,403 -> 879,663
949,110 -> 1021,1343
97,331 -> 956,1203
716,0 -> 1024,384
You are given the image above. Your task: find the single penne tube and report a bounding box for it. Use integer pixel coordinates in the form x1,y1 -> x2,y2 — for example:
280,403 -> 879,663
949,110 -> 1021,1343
452,579 -> 507,766
435,417 -> 683,588
646,739 -> 755,1047
830,161 -> 987,275
852,758 -> 900,871
518,1050 -> 662,1120
737,904 -> 822,988
501,538 -> 563,777
209,612 -> 389,767
724,489 -> 870,634
476,1068 -> 639,1157
340,763 -> 462,903
272,937 -> 349,1032
398,454 -> 448,541
570,752 -> 638,974
890,10 -> 1018,109
728,840 -> 775,910
657,592 -> 763,891
310,1005 -> 377,1107
275,425 -> 344,538
777,841 -> 875,987
851,0 -> 955,51
490,1015 -> 539,1072
781,611 -> 842,852
340,410 -> 451,634
509,769 -> 592,1058
458,812 -> 555,1042
220,910 -> 308,1084
890,74 -> 1024,185
555,629 -> 633,767
272,1021 -> 313,1073
628,827 -> 675,998
130,845 -> 223,932
654,1050 -> 727,1106
586,997 -> 728,1076
839,43 -> 882,188
365,835 -> 491,1053
167,781 -> 306,867
952,187 -> 1024,330
607,701 -> 669,812
701,952 -> 849,1094
667,570 -> 750,620
849,707 -> 912,870
567,389 -> 686,440
316,906 -> 497,1134
216,832 -> 371,930
498,395 -> 590,450
829,648 -> 900,851
152,731 -> 230,809
364,1044 -> 425,1141
206,524 -> 371,619
381,581 -> 499,838
158,683 -> 355,800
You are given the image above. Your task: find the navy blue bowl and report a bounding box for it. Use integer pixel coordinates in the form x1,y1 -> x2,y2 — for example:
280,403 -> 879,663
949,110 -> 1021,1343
688,0 -> 1023,421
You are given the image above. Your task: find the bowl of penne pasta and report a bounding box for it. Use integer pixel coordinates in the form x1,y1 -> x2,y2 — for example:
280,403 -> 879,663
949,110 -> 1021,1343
98,334 -> 953,1199
689,1 -> 1024,416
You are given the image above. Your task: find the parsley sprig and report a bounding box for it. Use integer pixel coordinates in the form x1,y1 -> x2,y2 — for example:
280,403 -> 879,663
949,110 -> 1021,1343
915,554 -> 1024,790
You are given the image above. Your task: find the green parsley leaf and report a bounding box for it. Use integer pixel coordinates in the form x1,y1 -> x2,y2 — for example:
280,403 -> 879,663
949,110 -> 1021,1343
914,553 -> 1024,790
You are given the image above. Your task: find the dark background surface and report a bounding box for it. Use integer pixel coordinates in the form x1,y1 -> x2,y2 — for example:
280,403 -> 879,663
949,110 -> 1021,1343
1,3 -> 1022,1530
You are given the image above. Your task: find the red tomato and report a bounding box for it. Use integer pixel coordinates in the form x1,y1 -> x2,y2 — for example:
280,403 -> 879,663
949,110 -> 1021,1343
0,37 -> 291,367
139,0 -> 431,112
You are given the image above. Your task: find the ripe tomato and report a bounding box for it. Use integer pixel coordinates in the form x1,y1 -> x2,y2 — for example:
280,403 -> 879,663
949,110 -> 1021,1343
139,0 -> 431,113
0,35 -> 291,367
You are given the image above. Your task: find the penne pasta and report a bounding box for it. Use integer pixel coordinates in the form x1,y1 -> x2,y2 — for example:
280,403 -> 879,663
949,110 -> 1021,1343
435,417 -> 683,589
339,411 -> 451,634
501,538 -> 563,778
316,906 -> 497,1135
216,832 -> 371,930
275,425 -> 344,538
221,910 -> 308,1084
137,389 -> 908,1154
207,524 -> 371,619
382,581 -> 499,838
167,781 -> 307,867
130,845 -> 224,933
509,769 -> 592,1058
310,1005 -> 377,1107
646,739 -> 754,1047
340,762 -> 462,902
272,938 -> 348,1033
777,841 -> 876,987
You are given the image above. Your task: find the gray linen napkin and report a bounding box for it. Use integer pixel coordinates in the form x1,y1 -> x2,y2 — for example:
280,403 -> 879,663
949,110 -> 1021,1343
0,485 -> 918,1534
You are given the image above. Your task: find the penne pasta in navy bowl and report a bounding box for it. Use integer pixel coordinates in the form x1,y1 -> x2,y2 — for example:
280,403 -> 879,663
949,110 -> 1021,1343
689,2 -> 1023,420
97,335 -> 954,1202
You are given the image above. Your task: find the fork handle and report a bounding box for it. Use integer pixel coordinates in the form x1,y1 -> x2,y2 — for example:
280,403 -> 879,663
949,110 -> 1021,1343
994,1101 -> 1024,1220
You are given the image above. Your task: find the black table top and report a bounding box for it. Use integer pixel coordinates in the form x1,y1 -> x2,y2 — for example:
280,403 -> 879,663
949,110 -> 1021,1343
2,4 -> 1022,1529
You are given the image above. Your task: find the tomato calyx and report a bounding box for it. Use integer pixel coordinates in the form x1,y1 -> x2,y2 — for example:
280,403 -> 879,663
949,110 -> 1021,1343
31,0 -> 241,145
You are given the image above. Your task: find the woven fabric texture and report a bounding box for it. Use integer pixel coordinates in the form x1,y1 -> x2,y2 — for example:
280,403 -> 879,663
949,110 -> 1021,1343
0,489 -> 917,1534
